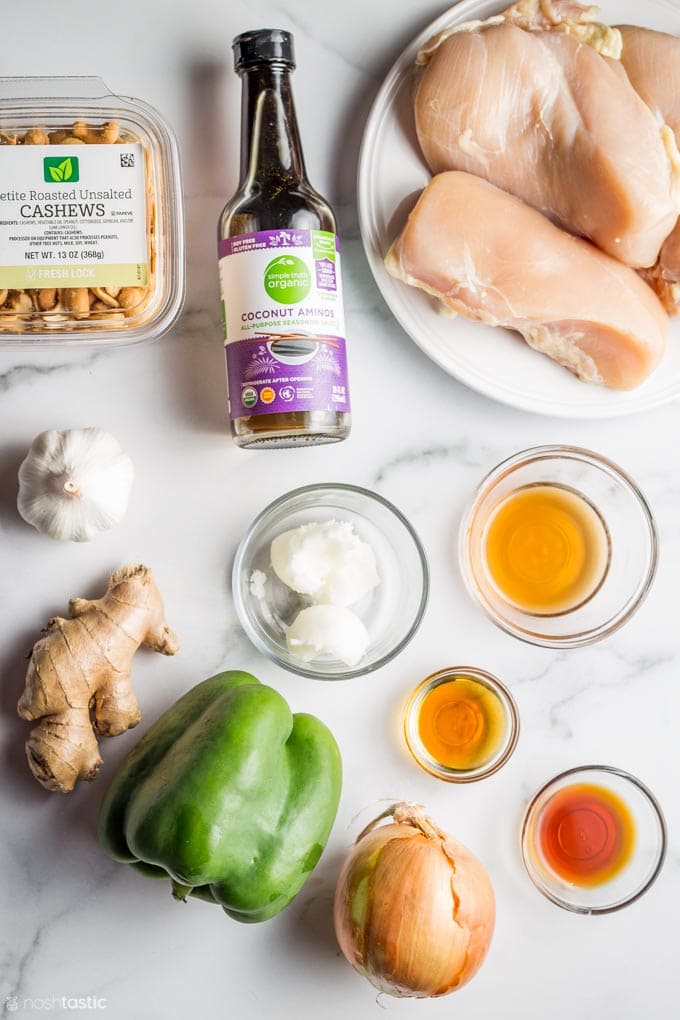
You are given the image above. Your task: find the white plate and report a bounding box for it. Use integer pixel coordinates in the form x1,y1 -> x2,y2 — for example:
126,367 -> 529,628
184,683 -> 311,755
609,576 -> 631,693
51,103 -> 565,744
358,0 -> 680,418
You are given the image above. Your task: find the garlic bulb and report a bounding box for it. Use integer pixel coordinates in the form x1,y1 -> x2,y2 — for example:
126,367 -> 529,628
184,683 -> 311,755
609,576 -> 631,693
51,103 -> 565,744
18,428 -> 134,542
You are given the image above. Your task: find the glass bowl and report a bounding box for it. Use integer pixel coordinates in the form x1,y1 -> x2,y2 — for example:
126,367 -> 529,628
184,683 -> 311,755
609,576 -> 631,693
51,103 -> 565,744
521,765 -> 667,914
459,446 -> 658,647
232,483 -> 429,679
404,666 -> 519,782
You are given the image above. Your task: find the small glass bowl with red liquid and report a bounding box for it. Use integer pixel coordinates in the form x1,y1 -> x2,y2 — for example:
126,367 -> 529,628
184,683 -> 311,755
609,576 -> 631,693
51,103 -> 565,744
521,765 -> 666,913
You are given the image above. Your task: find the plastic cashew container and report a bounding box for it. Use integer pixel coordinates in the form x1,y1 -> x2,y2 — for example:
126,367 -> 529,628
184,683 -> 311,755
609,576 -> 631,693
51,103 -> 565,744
0,76 -> 184,347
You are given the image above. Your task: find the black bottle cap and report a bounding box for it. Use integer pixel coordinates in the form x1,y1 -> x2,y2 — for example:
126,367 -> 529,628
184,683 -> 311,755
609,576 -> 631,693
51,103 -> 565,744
233,29 -> 295,71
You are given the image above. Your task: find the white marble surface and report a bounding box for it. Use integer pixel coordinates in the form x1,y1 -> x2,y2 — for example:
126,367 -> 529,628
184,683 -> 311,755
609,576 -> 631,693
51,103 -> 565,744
1,1 -> 678,1018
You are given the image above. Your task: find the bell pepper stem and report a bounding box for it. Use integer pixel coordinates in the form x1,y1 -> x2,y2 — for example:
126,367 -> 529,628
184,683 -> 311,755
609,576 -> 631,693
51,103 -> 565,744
171,880 -> 193,902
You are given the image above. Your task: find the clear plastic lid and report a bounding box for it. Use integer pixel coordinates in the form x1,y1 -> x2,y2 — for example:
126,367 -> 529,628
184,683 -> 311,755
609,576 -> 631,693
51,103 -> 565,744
0,76 -> 184,347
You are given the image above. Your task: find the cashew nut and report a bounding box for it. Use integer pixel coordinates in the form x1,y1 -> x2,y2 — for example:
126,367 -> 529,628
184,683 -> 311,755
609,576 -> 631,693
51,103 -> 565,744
117,288 -> 147,315
47,131 -> 85,145
90,288 -> 120,308
23,128 -> 49,145
62,289 -> 91,319
90,309 -> 126,324
32,289 -> 59,312
72,120 -> 120,144
7,292 -> 33,314
40,314 -> 69,327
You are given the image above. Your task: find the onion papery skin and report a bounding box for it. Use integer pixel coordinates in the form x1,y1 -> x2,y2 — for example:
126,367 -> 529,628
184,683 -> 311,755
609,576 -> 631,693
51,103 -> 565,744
333,803 -> 495,998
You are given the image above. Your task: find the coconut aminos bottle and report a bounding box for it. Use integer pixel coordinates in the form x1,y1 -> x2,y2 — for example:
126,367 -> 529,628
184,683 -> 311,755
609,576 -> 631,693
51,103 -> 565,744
218,29 -> 351,448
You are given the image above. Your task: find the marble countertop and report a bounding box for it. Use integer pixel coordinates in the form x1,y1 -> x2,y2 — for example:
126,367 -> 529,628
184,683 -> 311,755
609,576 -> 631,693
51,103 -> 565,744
1,1 -> 677,1018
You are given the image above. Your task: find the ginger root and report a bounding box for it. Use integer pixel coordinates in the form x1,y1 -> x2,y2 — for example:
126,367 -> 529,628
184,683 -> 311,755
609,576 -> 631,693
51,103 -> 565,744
17,564 -> 179,794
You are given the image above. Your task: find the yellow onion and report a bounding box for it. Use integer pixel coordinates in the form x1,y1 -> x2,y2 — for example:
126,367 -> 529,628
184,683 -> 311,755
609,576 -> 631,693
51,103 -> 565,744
333,802 -> 495,998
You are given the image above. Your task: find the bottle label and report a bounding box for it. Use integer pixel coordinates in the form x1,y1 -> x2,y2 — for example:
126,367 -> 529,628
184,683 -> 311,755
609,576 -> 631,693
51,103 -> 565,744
0,143 -> 148,289
218,228 -> 350,419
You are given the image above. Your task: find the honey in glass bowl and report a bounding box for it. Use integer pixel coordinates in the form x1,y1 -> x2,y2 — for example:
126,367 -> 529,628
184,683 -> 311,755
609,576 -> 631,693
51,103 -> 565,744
416,675 -> 506,771
483,484 -> 610,616
404,667 -> 519,782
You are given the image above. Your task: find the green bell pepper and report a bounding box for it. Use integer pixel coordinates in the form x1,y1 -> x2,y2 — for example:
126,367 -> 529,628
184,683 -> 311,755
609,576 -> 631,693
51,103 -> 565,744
98,671 -> 342,922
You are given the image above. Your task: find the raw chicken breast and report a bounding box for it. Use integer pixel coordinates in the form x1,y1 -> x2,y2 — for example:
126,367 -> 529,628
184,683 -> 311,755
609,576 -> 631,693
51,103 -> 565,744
618,24 -> 680,131
618,24 -> 680,310
384,172 -> 668,390
419,0 -> 623,59
415,21 -> 678,267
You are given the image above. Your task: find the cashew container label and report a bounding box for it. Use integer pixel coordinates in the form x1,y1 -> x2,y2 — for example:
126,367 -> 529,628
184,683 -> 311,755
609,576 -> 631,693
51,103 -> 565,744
0,143 -> 148,289
218,229 -> 350,419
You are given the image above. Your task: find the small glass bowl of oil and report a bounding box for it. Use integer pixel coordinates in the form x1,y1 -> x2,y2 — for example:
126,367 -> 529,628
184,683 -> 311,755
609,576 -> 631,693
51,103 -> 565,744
404,666 -> 519,782
521,765 -> 666,914
459,446 -> 658,647
233,483 -> 429,680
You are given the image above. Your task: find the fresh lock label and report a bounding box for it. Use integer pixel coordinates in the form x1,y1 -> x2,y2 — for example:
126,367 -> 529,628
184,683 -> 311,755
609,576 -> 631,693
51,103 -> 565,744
218,229 -> 350,420
0,143 -> 148,289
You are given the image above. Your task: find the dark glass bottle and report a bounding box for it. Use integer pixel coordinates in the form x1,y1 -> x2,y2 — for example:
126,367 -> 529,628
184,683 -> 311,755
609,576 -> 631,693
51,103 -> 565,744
218,29 -> 351,449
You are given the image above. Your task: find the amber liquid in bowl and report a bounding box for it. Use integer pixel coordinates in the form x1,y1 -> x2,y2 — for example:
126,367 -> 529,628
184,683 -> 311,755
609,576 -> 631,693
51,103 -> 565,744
417,675 -> 507,771
536,782 -> 636,887
483,484 -> 610,615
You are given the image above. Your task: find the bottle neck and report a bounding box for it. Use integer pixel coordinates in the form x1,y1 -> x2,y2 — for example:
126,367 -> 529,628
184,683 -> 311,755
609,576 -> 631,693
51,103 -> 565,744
239,63 -> 307,187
